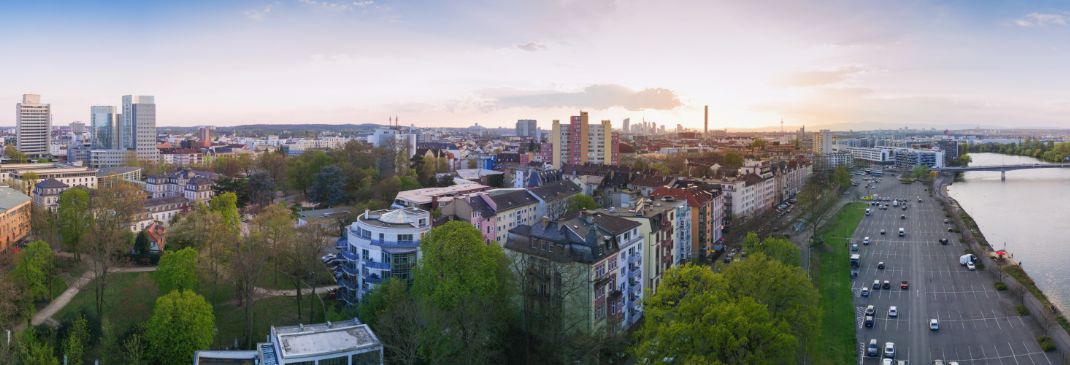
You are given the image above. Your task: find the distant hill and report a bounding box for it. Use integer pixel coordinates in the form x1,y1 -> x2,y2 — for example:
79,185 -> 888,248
158,123 -> 388,137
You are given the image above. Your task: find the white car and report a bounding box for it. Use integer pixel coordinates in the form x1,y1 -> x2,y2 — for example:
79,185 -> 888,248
883,359 -> 893,365
863,237 -> 871,244
888,306 -> 898,318
884,342 -> 895,358
930,318 -> 940,331
967,262 -> 976,271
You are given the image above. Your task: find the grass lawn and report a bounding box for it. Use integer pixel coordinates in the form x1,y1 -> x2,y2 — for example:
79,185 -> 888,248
810,202 -> 866,365
213,294 -> 328,349
255,267 -> 336,290
54,272 -> 160,338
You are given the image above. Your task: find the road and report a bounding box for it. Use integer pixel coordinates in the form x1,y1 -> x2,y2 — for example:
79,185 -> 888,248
852,172 -> 1059,364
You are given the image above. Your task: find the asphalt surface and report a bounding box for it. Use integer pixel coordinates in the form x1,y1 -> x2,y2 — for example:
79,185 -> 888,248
851,173 -> 1059,365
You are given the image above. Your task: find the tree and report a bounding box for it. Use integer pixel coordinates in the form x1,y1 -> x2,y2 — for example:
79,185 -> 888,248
566,194 -> 599,214
168,204 -> 232,302
57,188 -> 91,260
145,290 -> 215,365
133,230 -> 152,262
247,171 -> 275,208
212,176 -> 250,208
5,145 -> 27,163
12,240 -> 55,302
632,265 -> 796,364
256,150 -> 289,188
278,224 -> 329,321
360,278 -> 422,365
123,334 -> 147,365
17,329 -> 60,365
411,221 -> 513,364
722,253 -> 819,352
209,192 -> 241,234
62,314 -> 89,365
19,171 -> 39,196
742,235 -> 802,267
88,182 -> 145,316
232,205 -> 287,346
287,150 -> 333,196
153,247 -> 199,294
0,273 -> 25,325
30,205 -> 60,247
309,165 -> 348,207
832,165 -> 851,189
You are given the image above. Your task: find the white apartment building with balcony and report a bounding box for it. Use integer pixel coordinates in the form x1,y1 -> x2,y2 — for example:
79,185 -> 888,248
338,208 -> 431,305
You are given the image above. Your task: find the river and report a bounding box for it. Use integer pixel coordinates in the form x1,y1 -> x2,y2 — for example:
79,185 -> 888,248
947,152 -> 1070,310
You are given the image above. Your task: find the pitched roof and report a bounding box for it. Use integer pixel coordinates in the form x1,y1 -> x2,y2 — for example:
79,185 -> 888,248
650,186 -> 713,207
35,178 -> 69,189
630,175 -> 674,188
488,189 -> 538,211
527,181 -> 581,202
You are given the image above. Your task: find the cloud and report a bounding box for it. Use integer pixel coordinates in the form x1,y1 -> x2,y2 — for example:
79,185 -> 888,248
483,84 -> 682,111
1012,12 -> 1068,27
777,66 -> 866,87
515,42 -> 547,52
244,5 -> 273,21
298,0 -> 374,12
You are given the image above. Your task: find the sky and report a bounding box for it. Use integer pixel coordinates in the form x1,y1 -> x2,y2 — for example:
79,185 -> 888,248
2,0 -> 1070,130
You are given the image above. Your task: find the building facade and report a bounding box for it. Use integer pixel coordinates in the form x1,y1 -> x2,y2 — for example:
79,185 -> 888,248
551,112 -> 618,168
0,187 -> 32,252
505,211 -> 645,334
339,208 -> 431,304
16,94 -> 51,158
516,119 -> 537,138
122,95 -> 158,162
90,105 -> 119,149
32,178 -> 69,212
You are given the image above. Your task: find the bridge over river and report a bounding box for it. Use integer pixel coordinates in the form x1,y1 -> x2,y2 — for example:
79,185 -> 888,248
936,163 -> 1070,180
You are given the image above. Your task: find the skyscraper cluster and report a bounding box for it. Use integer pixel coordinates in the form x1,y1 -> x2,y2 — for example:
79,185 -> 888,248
89,95 -> 157,167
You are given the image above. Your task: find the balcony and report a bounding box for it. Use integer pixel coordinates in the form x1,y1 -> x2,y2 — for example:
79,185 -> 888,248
363,259 -> 391,271
340,264 -> 359,276
370,239 -> 419,250
334,237 -> 348,250
339,250 -> 359,261
337,276 -> 357,290
365,275 -> 383,285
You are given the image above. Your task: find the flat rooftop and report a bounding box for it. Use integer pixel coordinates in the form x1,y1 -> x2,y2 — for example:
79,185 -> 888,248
394,183 -> 489,205
274,321 -> 381,360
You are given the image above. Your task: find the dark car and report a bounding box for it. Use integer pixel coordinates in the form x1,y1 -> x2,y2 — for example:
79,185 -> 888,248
900,281 -> 909,290
900,215 -> 906,220
877,262 -> 885,270
882,280 -> 891,289
865,315 -> 874,328
939,238 -> 949,245
867,339 -> 879,357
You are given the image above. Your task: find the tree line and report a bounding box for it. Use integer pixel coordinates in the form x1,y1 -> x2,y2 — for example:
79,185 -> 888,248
967,139 -> 1070,163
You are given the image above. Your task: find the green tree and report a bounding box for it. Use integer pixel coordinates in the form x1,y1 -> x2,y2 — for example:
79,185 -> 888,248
743,236 -> 802,267
57,188 -> 91,260
832,165 -> 851,189
411,221 -> 513,364
153,247 -> 200,294
565,194 -> 599,214
287,150 -> 333,196
212,176 -> 250,208
123,334 -> 147,365
4,145 -> 27,163
17,329 -> 59,365
633,265 -> 796,364
133,230 -> 152,262
62,315 -> 89,365
209,192 -> 241,234
722,253 -> 819,350
145,290 -> 215,365
88,182 -> 145,317
12,240 -> 54,302
309,165 -> 348,207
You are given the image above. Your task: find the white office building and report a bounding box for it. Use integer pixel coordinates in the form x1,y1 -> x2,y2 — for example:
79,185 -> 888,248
122,95 -> 158,162
338,208 -> 431,305
16,94 -> 51,158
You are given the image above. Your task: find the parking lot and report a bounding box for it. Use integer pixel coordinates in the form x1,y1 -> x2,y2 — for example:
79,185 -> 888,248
851,172 -> 1059,364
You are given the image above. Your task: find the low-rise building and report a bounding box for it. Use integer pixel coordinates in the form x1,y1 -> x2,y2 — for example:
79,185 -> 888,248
339,208 -> 431,304
144,196 -> 190,226
146,169 -> 219,200
526,180 -> 582,220
390,183 -> 489,211
193,319 -> 383,365
1,163 -> 97,189
184,176 -> 215,203
0,187 -> 32,252
32,178 -> 69,212
440,189 -> 539,245
505,211 -> 645,333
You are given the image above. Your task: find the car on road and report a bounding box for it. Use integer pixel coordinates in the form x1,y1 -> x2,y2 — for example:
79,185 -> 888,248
880,229 -> 886,235
934,361 -> 943,365
947,226 -> 954,232
939,238 -> 949,245
864,237 -> 871,244
883,359 -> 894,365
944,218 -> 950,223
898,228 -> 905,237
867,339 -> 879,357
865,315 -> 874,328
873,280 -> 881,289
882,280 -> 891,289
852,244 -> 859,252
877,262 -> 885,270
865,305 -> 876,316
866,208 -> 872,216
861,287 -> 870,297
930,318 -> 940,331
884,342 -> 895,358
900,281 -> 909,289
888,306 -> 898,318
900,214 -> 906,220
967,262 -> 976,271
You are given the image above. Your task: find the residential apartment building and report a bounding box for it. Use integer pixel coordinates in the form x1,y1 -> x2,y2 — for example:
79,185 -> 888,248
505,211 -> 645,333
551,112 -> 619,168
516,119 -> 537,138
32,178 -> 69,212
144,196 -> 190,226
527,180 -> 582,220
440,189 -> 540,245
0,187 -> 32,251
145,169 -> 219,199
338,208 -> 431,304
723,169 -> 775,220
159,148 -> 204,166
651,186 -> 714,259
813,151 -> 853,171
773,158 -> 813,203
16,94 -> 51,158
183,177 -> 215,203
603,197 -> 680,295
813,129 -> 832,154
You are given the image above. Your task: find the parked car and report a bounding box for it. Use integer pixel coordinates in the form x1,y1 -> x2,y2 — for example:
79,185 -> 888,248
320,254 -> 336,263
865,305 -> 876,316
888,306 -> 898,318
877,262 -> 885,270
940,238 -> 949,245
873,280 -> 881,290
861,287 -> 870,297
884,342 -> 895,358
900,281 -> 909,290
867,339 -> 879,357
967,262 -> 976,271
882,280 -> 891,289
930,318 -> 940,331
880,229 -> 886,235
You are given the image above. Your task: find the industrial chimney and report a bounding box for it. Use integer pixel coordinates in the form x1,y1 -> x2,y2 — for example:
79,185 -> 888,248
704,105 -> 709,134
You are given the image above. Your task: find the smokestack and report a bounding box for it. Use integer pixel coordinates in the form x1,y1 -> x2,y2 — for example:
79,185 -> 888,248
704,105 -> 708,134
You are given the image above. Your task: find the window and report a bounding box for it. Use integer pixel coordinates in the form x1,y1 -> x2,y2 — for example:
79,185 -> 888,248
398,234 -> 413,242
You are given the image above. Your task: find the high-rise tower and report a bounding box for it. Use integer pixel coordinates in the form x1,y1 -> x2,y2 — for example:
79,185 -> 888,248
16,94 -> 51,158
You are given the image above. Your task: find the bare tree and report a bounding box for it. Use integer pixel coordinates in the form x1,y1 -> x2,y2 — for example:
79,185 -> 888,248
233,204 -> 291,347
88,182 -> 145,316
279,224 -> 330,321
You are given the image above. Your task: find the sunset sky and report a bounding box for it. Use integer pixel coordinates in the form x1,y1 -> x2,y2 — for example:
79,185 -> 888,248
3,0 -> 1069,130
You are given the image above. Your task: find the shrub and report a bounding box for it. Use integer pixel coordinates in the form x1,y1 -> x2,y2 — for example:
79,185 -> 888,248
994,282 -> 1008,291
1038,336 -> 1056,352
1017,305 -> 1029,316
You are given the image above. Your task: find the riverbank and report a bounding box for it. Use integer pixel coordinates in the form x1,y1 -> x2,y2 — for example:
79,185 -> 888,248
935,174 -> 1070,357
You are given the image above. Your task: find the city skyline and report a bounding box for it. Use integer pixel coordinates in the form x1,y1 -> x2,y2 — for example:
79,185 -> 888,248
3,1 -> 1070,129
